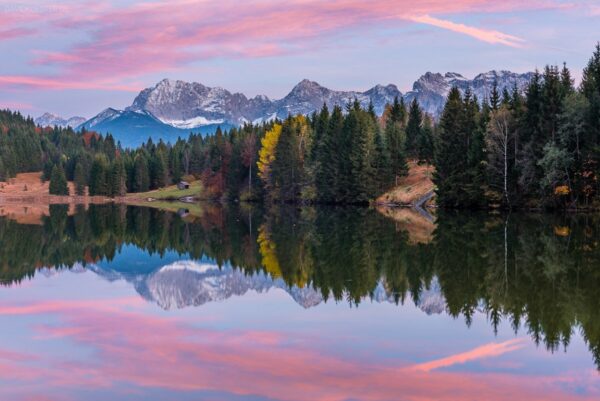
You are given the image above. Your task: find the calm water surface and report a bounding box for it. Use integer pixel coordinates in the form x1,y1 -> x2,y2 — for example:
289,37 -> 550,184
0,204 -> 599,401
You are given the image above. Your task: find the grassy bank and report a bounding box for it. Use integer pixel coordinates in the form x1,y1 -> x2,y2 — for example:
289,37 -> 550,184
126,181 -> 203,201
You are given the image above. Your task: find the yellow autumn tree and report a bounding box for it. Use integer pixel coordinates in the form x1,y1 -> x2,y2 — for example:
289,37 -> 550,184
257,123 -> 281,192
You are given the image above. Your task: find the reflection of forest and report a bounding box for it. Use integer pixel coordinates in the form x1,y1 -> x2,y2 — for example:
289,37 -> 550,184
1,204 -> 600,367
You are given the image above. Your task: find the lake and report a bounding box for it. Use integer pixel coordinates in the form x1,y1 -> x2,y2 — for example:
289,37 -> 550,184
0,204 -> 599,401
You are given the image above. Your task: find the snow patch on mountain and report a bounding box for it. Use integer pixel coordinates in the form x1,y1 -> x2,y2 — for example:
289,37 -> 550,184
162,116 -> 225,129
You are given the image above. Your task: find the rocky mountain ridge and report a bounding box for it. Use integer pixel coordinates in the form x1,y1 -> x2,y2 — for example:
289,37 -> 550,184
36,70 -> 534,147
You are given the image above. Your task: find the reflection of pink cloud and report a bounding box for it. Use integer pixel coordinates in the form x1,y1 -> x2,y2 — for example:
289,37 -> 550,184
0,299 -> 598,401
0,297 -> 144,315
0,0 -> 568,90
410,338 -> 527,372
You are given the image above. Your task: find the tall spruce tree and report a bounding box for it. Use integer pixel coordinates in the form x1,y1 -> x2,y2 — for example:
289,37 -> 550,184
384,97 -> 408,182
316,105 -> 343,202
405,99 -> 422,158
89,155 -> 109,196
434,87 -> 468,208
111,158 -> 127,197
519,70 -> 545,198
73,161 -> 86,196
580,43 -> 600,196
417,114 -> 435,164
490,80 -> 500,111
49,164 -> 69,196
132,154 -> 150,193
345,100 -> 377,203
463,89 -> 486,207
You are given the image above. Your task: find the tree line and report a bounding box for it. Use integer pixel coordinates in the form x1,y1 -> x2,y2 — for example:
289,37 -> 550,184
434,44 -> 600,209
1,44 -> 599,208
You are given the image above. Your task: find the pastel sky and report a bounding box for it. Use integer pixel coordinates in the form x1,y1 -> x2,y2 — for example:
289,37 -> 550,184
0,0 -> 599,118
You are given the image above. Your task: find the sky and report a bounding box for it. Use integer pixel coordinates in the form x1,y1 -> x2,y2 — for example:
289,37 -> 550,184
0,0 -> 599,119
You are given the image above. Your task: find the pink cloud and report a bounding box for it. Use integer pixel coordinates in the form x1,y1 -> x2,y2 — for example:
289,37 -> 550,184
0,27 -> 36,41
0,76 -> 141,92
409,15 -> 525,47
0,0 -> 568,91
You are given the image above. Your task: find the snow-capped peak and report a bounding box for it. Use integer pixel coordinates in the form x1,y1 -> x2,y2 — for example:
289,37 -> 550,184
35,113 -> 86,129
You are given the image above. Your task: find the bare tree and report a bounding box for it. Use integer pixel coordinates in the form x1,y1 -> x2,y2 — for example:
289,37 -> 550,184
487,108 -> 515,208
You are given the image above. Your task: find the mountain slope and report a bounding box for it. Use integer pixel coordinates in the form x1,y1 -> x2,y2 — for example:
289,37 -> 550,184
78,108 -> 231,148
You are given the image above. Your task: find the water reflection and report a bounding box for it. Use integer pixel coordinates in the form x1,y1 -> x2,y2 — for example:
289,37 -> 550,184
0,204 -> 599,400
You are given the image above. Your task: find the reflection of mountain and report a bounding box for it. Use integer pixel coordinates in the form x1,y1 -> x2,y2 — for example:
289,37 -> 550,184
90,259 -> 446,313
373,277 -> 446,315
90,260 -> 324,310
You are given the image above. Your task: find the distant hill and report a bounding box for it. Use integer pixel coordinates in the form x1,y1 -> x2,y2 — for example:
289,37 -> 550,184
77,108 -> 231,148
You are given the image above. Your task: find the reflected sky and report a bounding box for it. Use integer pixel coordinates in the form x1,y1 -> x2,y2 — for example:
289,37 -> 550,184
0,252 -> 598,401
1,205 -> 599,401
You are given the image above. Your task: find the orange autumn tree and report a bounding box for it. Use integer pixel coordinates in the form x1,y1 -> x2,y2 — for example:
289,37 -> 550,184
257,123 -> 282,194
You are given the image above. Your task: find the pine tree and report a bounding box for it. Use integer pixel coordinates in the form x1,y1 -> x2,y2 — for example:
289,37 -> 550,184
501,88 -> 511,106
560,62 -> 574,96
463,89 -> 485,207
519,70 -> 545,198
150,153 -> 168,189
405,99 -> 422,158
316,105 -> 342,202
132,154 -> 150,193
384,97 -> 408,182
311,104 -> 329,163
580,43 -> 600,194
0,156 -> 5,182
111,158 -> 127,197
417,114 -> 435,163
389,96 -> 407,126
49,164 -> 69,196
542,65 -> 563,144
373,129 -> 393,193
490,80 -> 500,111
89,155 -> 109,196
345,101 -> 377,203
74,161 -> 86,196
434,87 -> 467,208
272,117 -> 302,201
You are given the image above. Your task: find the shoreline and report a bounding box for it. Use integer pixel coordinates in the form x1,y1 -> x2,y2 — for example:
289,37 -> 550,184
1,193 -> 599,214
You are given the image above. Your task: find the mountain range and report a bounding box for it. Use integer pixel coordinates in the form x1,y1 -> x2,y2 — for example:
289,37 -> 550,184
36,70 -> 534,147
34,113 -> 86,129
